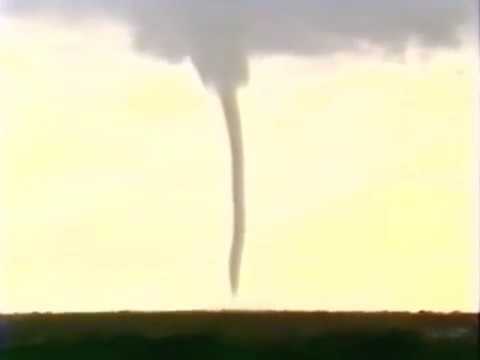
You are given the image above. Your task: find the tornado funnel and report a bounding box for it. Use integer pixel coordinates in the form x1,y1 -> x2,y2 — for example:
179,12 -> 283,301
219,89 -> 245,295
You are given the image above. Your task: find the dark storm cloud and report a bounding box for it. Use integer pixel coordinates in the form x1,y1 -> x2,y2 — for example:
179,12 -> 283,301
4,0 -> 475,89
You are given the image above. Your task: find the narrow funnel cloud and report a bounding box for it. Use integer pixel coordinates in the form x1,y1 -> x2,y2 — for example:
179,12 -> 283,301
190,41 -> 248,295
184,3 -> 249,295
219,90 -> 245,295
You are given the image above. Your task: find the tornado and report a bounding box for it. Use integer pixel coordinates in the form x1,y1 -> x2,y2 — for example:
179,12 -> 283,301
185,2 -> 249,295
218,89 -> 245,295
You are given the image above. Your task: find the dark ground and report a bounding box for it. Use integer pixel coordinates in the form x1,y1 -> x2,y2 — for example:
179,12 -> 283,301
0,311 -> 478,359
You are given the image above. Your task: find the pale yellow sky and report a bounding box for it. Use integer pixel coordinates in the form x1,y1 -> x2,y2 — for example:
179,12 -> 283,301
0,18 -> 478,313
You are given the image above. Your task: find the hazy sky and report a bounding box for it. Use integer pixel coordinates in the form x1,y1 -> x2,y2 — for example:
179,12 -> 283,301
0,1 -> 478,313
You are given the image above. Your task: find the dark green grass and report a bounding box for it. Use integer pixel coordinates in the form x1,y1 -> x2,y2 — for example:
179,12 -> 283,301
0,312 -> 478,359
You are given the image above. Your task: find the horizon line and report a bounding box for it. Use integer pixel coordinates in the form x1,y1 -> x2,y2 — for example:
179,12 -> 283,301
1,309 -> 478,317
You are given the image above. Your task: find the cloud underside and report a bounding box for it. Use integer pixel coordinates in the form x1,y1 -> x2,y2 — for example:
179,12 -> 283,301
5,0 -> 475,88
